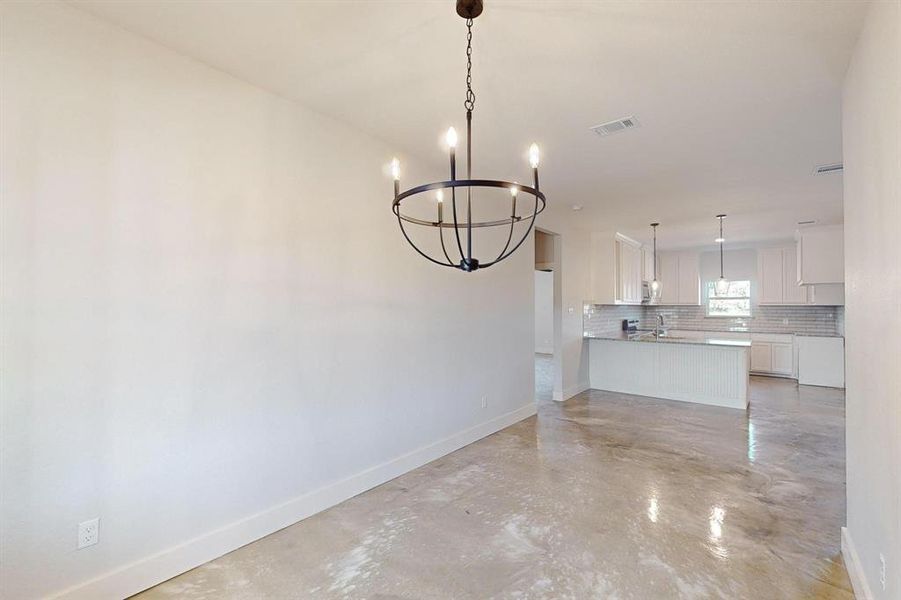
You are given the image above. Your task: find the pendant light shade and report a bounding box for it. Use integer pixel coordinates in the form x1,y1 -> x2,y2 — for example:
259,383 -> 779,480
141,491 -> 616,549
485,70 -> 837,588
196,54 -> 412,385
649,223 -> 662,303
714,277 -> 730,297
713,214 -> 730,297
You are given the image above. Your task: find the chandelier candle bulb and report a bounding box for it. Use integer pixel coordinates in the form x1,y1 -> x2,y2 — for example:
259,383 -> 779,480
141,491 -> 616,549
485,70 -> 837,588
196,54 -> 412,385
446,127 -> 458,148
436,190 -> 444,222
391,158 -> 400,197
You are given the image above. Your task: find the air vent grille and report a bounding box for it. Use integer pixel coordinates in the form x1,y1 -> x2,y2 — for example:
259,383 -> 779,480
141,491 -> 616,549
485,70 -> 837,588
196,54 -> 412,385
813,162 -> 843,175
590,116 -> 640,137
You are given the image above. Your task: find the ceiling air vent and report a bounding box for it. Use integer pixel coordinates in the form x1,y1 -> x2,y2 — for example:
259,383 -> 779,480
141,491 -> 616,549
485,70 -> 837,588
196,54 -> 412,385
590,116 -> 640,137
813,162 -> 843,175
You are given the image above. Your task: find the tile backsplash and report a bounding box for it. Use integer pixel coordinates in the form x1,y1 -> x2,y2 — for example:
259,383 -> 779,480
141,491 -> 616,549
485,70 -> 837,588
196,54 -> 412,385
582,304 -> 645,336
584,304 -> 843,337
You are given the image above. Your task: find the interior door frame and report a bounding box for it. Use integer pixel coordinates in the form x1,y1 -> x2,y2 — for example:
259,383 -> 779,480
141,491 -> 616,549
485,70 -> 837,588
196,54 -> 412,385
535,226 -> 563,402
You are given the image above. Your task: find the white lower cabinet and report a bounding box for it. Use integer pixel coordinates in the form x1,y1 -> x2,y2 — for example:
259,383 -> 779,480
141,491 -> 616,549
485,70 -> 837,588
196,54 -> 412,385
668,330 -> 799,378
749,334 -> 795,378
750,344 -> 772,372
770,343 -> 793,375
797,336 -> 845,388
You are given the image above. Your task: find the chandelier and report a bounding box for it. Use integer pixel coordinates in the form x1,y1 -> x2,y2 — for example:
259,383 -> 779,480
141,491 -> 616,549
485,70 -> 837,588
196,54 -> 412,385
389,0 -> 546,272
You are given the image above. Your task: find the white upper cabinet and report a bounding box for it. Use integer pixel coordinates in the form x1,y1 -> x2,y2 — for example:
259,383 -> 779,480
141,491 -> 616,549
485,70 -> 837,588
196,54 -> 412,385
590,232 -> 644,305
677,252 -> 701,305
781,247 -> 809,304
641,245 -> 656,283
617,239 -> 643,304
796,225 -> 844,285
659,252 -> 678,304
759,246 -> 809,304
758,247 -> 785,304
658,251 -> 700,305
758,244 -> 843,305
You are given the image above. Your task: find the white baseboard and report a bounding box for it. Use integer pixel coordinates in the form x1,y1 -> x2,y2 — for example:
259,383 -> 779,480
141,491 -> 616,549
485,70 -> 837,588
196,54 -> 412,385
49,403 -> 537,600
535,346 -> 553,355
559,380 -> 589,401
842,526 -> 875,600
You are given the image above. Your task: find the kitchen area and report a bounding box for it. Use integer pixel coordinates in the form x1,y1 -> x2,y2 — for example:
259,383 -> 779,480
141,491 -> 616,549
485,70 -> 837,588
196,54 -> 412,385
584,224 -> 846,409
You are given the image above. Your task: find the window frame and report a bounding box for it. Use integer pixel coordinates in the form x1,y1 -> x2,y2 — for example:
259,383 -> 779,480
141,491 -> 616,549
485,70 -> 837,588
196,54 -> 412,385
705,280 -> 752,318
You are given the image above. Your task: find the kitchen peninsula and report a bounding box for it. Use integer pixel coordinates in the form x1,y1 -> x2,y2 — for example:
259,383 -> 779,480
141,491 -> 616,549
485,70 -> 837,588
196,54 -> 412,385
586,332 -> 751,409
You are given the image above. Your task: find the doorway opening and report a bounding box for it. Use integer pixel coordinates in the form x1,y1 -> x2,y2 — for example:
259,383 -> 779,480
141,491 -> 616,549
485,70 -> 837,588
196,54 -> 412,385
534,228 -> 562,403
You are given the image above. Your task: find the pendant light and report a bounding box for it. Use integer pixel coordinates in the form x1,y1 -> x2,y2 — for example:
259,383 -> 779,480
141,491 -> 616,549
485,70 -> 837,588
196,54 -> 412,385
649,223 -> 662,303
388,0 -> 545,272
714,214 -> 730,297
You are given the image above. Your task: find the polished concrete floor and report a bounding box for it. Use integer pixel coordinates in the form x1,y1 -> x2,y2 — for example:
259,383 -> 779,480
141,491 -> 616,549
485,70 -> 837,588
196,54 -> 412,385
135,364 -> 851,599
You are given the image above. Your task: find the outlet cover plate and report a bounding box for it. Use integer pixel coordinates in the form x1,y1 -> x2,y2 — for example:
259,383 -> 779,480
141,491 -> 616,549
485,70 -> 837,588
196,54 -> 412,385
78,518 -> 99,549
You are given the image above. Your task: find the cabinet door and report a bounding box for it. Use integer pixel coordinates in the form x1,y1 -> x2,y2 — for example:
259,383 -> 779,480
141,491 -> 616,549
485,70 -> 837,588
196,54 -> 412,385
642,246 -> 655,282
771,343 -> 793,375
781,248 -> 808,304
629,244 -> 642,302
797,225 -> 844,284
659,253 -> 679,304
618,241 -> 642,304
677,252 -> 700,305
750,343 -> 772,372
758,248 -> 784,304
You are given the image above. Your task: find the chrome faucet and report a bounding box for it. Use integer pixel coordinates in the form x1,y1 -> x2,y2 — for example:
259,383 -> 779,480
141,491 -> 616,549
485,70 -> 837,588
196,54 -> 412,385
655,313 -> 665,337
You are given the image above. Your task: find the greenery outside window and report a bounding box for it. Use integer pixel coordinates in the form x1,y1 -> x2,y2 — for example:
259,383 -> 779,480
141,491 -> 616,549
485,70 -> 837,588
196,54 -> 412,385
706,280 -> 751,317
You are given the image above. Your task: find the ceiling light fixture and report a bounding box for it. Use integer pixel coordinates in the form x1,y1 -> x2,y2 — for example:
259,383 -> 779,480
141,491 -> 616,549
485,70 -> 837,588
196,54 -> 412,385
714,214 -> 730,297
388,0 -> 545,272
649,223 -> 662,303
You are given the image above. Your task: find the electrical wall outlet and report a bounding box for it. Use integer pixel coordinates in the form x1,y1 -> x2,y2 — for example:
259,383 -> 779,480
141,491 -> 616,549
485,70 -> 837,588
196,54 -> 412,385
78,518 -> 99,549
880,553 -> 886,590
481,395 -> 488,409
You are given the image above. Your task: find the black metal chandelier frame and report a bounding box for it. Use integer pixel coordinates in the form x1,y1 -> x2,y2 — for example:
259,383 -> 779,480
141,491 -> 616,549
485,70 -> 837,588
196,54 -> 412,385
390,0 -> 546,272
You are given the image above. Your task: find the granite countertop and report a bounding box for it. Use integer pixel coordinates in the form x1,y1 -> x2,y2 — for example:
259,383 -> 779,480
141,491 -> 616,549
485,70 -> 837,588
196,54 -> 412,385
793,333 -> 844,338
714,327 -> 843,337
584,331 -> 752,348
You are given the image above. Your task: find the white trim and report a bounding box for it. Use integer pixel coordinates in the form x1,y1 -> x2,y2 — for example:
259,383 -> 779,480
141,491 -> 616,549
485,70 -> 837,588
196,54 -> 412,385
559,379 -> 589,402
47,403 -> 538,600
842,526 -> 875,600
535,346 -> 554,355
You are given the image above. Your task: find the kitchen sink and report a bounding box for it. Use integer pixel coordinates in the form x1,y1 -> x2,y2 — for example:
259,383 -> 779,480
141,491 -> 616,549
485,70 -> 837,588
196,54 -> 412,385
639,331 -> 684,340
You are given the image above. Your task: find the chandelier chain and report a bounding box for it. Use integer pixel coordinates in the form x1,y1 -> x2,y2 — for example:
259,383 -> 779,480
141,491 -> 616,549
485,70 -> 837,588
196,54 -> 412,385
464,18 -> 475,112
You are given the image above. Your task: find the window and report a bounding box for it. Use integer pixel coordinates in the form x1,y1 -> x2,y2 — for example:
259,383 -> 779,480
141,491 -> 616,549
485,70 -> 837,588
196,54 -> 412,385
706,280 -> 751,317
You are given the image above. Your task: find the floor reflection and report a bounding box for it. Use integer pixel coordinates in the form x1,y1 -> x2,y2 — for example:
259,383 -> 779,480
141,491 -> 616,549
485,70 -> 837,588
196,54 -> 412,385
136,376 -> 852,600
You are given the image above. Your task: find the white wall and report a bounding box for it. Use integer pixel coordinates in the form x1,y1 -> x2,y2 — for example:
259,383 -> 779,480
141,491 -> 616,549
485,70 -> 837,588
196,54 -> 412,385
841,2 -> 901,598
534,210 -> 592,401
534,270 -> 554,354
0,3 -> 536,598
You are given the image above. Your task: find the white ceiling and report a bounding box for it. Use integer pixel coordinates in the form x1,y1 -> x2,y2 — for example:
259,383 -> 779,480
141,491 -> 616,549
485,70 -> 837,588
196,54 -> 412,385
70,0 -> 867,248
